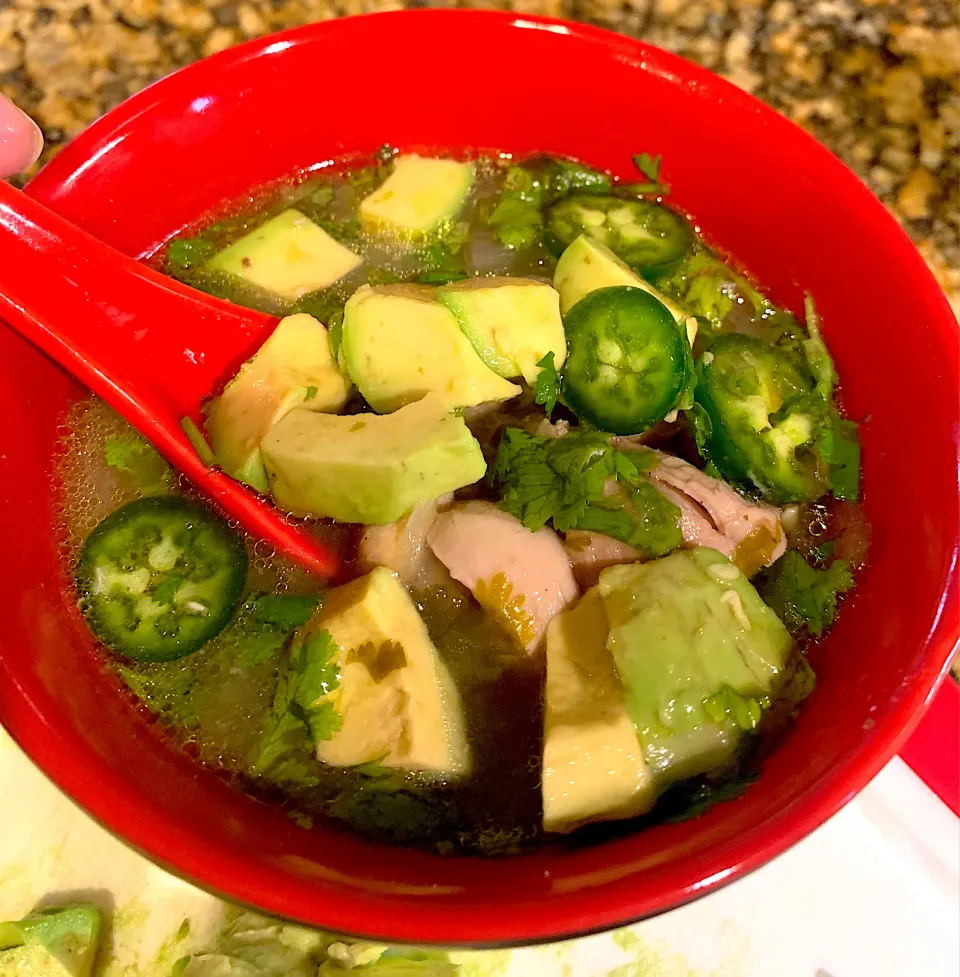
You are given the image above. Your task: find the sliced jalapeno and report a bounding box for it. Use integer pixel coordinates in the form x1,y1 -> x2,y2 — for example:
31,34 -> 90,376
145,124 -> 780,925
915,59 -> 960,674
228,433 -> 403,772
563,286 -> 691,436
544,194 -> 692,275
695,334 -> 828,503
76,496 -> 248,661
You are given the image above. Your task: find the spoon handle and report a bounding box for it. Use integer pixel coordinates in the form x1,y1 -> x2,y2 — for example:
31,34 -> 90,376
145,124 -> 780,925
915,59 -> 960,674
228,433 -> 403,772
0,180 -> 339,576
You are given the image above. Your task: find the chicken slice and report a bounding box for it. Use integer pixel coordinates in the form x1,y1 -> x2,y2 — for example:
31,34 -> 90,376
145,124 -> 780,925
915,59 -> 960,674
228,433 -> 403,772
647,452 -> 786,575
357,495 -> 452,590
563,530 -> 643,590
427,501 -> 579,652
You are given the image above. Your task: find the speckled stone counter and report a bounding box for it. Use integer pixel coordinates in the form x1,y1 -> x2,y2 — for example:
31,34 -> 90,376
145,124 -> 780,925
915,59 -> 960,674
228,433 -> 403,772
1,0 -> 957,308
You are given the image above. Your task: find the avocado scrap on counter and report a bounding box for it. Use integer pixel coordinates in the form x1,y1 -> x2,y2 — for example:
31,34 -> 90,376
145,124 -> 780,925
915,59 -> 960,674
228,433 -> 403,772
0,904 -> 102,977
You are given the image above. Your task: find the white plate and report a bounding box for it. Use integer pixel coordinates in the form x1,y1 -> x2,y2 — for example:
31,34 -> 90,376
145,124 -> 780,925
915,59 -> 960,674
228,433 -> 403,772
0,727 -> 957,977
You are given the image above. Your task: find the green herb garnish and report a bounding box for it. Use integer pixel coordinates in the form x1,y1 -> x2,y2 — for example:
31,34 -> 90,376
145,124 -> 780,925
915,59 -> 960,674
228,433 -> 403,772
103,433 -> 173,491
492,428 -> 682,557
802,295 -> 836,400
532,351 -> 561,414
659,251 -> 772,329
756,550 -> 855,637
487,165 -> 544,250
626,151 -> 670,195
250,629 -> 342,778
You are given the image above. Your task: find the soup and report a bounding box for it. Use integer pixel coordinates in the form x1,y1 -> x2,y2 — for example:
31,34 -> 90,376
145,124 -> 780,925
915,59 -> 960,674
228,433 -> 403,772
57,149 -> 867,855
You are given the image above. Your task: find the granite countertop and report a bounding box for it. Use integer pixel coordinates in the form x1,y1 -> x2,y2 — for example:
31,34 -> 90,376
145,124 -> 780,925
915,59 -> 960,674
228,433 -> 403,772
2,0 -> 958,305
1,0 -> 957,310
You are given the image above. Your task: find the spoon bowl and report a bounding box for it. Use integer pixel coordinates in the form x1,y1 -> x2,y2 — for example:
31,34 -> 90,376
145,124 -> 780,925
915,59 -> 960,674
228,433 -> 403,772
0,181 -> 338,575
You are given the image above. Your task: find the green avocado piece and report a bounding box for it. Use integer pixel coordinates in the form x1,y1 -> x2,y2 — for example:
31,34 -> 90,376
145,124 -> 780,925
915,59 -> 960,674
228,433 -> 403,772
542,588 -> 655,834
554,235 -> 696,345
205,313 -> 351,493
437,276 -> 566,384
597,547 -> 793,786
207,209 -> 361,301
0,904 -> 101,977
341,283 -> 520,413
260,392 -> 487,524
307,567 -> 470,776
359,154 -> 475,235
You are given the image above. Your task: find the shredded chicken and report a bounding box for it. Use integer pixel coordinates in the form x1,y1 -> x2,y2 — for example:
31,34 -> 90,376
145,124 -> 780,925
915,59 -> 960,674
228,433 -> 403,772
647,451 -> 786,575
563,444 -> 786,583
357,494 -> 453,589
563,530 -> 642,589
427,501 -> 578,652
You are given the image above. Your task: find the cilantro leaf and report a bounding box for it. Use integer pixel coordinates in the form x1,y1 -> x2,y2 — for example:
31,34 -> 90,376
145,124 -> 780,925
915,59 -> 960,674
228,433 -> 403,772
293,631 -> 341,715
308,184 -> 335,207
414,226 -> 468,283
304,385 -> 318,401
778,654 -> 817,708
103,434 -> 172,491
633,152 -> 662,183
252,593 -> 320,630
575,478 -> 683,558
488,195 -> 542,250
661,771 -> 760,824
544,158 -> 611,199
104,436 -> 145,472
492,427 -> 614,532
684,403 -> 713,462
492,428 -> 682,557
756,551 -> 855,637
250,709 -> 313,778
627,152 -> 670,195
165,237 -> 215,272
658,251 -> 772,329
417,270 -> 469,285
249,629 -> 342,779
488,166 -> 544,250
818,409 -> 861,501
533,351 -> 561,414
802,295 -> 836,400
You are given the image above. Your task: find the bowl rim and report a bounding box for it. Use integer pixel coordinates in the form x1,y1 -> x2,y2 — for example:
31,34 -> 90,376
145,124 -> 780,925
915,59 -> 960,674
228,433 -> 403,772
12,7 -> 960,947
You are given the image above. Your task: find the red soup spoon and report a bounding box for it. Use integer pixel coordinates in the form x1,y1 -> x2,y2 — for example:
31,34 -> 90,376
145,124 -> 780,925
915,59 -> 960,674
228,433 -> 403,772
0,179 -> 339,576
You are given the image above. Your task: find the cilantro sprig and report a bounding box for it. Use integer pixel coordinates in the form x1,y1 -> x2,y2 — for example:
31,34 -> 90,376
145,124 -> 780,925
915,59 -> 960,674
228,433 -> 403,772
487,166 -> 544,250
658,251 -> 773,329
492,428 -> 682,557
249,629 -> 342,779
625,151 -> 671,196
755,551 -> 854,638
533,351 -> 561,415
103,433 -> 173,492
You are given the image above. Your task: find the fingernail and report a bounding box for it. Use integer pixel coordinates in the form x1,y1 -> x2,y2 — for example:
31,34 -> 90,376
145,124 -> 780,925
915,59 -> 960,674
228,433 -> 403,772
0,95 -> 44,173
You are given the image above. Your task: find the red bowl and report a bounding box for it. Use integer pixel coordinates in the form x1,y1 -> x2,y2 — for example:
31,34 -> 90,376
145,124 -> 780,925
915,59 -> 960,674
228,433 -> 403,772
1,9 -> 957,946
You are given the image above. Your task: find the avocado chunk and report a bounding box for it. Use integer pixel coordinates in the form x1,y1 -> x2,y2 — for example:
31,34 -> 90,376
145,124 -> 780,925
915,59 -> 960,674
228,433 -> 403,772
554,235 -> 696,345
207,208 -> 361,300
205,313 -> 351,493
542,589 -> 655,834
598,548 -> 793,786
261,392 -> 487,524
360,154 -> 475,235
304,567 -> 469,776
341,283 -> 520,413
437,276 -> 566,384
0,904 -> 101,977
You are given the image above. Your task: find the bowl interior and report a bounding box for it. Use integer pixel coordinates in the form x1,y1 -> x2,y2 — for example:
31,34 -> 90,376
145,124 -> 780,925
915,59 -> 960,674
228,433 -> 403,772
2,10 -> 958,946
